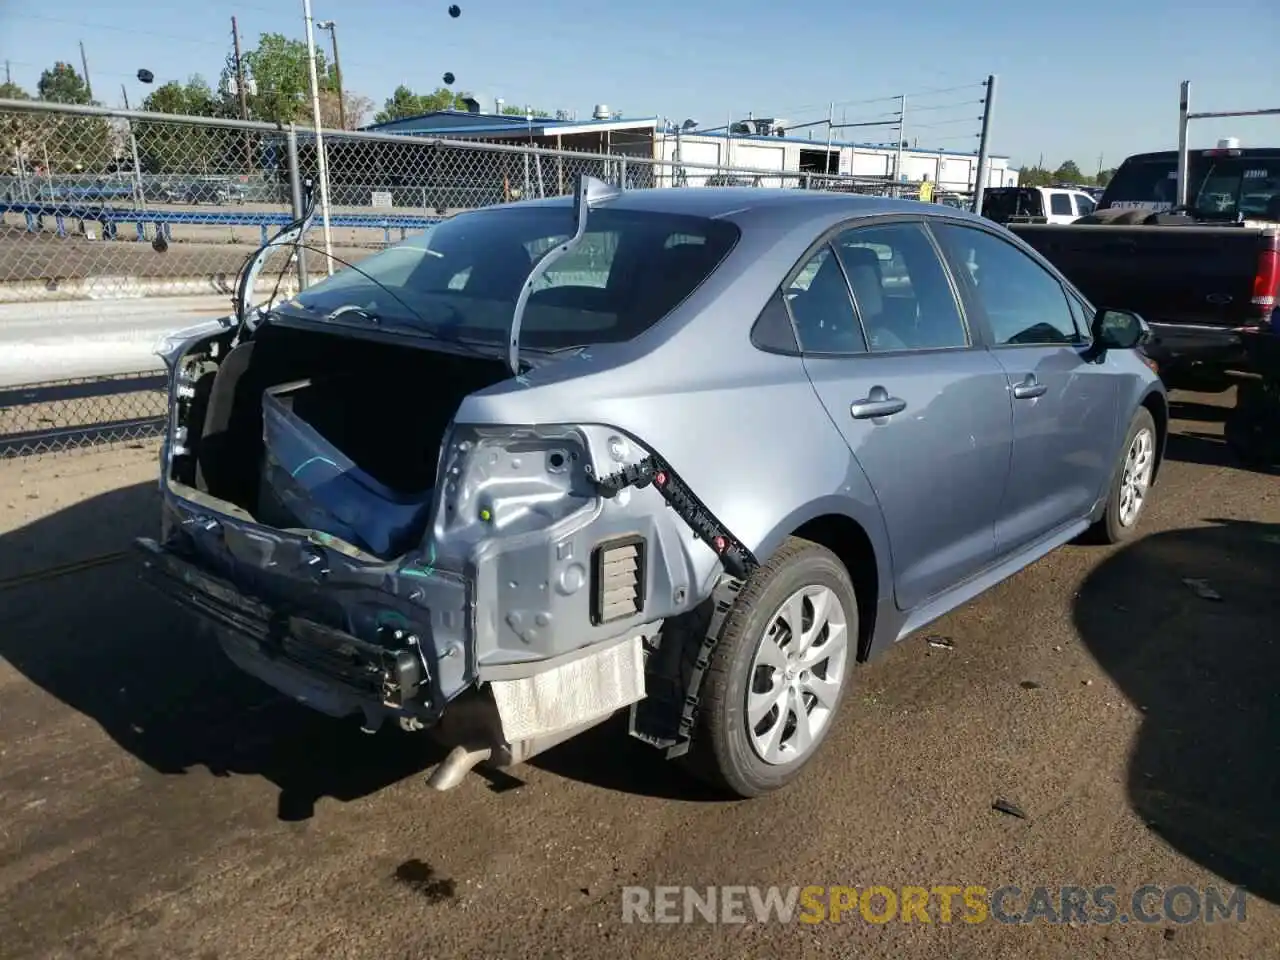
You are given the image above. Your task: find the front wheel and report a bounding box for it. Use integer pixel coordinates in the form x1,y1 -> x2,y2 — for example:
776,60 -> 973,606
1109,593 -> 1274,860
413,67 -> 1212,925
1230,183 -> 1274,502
681,538 -> 858,798
1091,407 -> 1158,544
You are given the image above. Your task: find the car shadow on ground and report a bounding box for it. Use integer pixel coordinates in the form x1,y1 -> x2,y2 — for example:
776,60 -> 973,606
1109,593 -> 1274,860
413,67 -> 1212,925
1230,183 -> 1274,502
1073,516 -> 1280,904
1168,398 -> 1233,423
1,481 -> 448,822
0,480 -> 715,817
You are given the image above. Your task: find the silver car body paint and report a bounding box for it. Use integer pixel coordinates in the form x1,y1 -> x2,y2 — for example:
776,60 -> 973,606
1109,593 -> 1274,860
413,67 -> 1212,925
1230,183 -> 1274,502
142,187 -> 1166,752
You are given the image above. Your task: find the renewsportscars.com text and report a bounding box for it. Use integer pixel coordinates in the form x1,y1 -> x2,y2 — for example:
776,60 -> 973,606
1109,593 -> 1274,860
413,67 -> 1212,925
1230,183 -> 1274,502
621,884 -> 1247,925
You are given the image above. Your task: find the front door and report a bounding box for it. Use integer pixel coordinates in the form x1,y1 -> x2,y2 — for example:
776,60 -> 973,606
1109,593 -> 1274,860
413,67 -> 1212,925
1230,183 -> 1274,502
787,220 -> 1015,612
932,222 -> 1122,557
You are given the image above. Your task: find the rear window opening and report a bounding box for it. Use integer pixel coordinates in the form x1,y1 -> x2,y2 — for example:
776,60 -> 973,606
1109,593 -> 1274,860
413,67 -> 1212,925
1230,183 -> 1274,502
1100,152 -> 1280,220
287,206 -> 741,351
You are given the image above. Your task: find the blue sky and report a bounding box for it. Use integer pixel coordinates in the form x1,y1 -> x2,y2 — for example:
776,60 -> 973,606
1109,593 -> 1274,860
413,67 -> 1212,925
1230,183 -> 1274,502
2,0 -> 1277,169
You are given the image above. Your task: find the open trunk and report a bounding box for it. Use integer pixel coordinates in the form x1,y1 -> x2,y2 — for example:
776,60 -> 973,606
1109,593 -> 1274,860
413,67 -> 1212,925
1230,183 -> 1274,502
170,320 -> 512,559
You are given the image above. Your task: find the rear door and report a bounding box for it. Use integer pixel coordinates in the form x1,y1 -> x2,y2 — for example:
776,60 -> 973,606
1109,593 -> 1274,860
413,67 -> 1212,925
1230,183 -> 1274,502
790,219 -> 1014,611
932,222 -> 1121,556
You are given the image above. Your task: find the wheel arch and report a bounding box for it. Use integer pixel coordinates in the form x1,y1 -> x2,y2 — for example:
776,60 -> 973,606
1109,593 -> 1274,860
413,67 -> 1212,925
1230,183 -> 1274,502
753,497 -> 891,661
1139,386 -> 1169,483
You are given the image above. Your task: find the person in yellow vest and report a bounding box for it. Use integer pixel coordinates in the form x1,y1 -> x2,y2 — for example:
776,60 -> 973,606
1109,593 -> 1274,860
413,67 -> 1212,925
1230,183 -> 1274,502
918,175 -> 935,204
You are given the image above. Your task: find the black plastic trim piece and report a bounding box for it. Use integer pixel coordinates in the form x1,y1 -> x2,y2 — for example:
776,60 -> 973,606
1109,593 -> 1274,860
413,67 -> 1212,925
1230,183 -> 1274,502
593,455 -> 758,579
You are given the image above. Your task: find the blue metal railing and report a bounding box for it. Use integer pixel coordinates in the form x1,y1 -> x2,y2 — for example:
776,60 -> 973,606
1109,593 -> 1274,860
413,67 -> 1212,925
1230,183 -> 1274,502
1,202 -> 444,246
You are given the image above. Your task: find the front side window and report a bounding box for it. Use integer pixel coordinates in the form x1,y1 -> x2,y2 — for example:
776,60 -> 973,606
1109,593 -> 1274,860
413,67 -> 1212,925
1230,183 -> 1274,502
1074,194 -> 1096,216
833,221 -> 969,352
933,224 -> 1083,346
287,206 -> 740,349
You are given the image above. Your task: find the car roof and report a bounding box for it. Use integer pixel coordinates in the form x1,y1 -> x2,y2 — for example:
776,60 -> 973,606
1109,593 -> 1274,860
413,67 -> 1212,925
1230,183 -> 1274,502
492,186 -> 990,230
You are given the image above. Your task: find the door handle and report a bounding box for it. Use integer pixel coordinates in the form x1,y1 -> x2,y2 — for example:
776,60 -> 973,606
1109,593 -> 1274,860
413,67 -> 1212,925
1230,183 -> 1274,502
850,385 -> 907,420
1012,375 -> 1047,400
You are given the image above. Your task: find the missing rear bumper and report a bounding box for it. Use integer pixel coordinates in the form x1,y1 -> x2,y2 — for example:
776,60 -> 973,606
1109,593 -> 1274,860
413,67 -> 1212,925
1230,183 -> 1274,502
136,536 -> 441,724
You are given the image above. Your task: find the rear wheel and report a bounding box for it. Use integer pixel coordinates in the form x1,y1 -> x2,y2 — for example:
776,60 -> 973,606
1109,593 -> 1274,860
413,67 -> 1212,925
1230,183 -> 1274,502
682,538 -> 857,798
1091,407 -> 1158,544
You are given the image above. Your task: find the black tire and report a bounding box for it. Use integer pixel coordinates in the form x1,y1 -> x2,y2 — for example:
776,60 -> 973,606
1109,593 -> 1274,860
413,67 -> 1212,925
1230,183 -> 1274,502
1089,407 -> 1158,545
681,537 -> 858,798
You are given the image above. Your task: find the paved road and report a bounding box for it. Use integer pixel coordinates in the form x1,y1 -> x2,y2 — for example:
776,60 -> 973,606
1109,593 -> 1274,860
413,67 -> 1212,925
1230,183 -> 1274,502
1,391 -> 1277,960
0,296 -> 234,386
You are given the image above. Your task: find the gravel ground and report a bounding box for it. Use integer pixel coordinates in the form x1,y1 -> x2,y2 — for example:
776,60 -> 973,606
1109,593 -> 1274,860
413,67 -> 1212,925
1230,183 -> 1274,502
0,391 -> 1276,960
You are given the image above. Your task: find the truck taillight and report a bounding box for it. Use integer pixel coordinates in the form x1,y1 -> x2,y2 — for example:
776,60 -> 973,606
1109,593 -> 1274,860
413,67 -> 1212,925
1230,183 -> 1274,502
1252,247 -> 1280,311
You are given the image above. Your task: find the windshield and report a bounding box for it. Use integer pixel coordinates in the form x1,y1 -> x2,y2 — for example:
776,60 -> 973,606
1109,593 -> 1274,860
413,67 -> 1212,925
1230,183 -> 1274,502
286,205 -> 740,349
1101,153 -> 1280,220
981,188 -> 1043,222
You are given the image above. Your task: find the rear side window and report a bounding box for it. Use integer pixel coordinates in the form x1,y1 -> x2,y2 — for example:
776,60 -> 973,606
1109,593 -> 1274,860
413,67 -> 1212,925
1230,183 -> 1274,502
785,244 -> 866,355
290,207 -> 740,348
833,222 -> 969,351
1049,193 -> 1074,216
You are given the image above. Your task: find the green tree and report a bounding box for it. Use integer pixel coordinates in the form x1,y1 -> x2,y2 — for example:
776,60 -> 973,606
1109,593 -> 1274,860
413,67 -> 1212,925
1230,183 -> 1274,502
37,62 -> 93,104
30,63 -> 113,173
137,75 -> 223,173
500,104 -> 552,118
1052,159 -> 1085,184
141,75 -> 219,117
0,82 -> 38,174
1017,165 -> 1053,187
372,85 -> 472,124
223,32 -> 330,124
1096,167 -> 1117,187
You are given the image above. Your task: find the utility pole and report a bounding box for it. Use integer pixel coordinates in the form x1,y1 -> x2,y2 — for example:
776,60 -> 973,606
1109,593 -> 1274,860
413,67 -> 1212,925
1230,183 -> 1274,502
78,41 -> 93,98
231,17 -> 251,122
119,83 -> 145,208
4,60 -> 11,85
231,17 -> 253,172
302,0 -> 334,273
824,100 -> 834,175
316,21 -> 345,129
972,74 -> 998,215
894,94 -> 906,196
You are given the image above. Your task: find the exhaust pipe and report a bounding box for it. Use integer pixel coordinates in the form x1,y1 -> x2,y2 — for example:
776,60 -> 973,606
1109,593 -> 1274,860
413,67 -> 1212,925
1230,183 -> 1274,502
424,689 -> 615,791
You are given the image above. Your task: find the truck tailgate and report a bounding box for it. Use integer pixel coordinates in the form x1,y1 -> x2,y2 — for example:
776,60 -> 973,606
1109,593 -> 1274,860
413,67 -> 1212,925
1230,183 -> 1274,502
1009,223 -> 1275,329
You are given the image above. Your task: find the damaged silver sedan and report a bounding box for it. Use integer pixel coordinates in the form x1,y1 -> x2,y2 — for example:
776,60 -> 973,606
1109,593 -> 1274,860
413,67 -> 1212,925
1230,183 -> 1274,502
140,176 -> 1165,798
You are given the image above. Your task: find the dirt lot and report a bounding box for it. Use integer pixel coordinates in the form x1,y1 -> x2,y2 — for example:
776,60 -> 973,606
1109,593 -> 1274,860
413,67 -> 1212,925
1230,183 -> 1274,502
0,222 -> 380,286
0,391 -> 1277,960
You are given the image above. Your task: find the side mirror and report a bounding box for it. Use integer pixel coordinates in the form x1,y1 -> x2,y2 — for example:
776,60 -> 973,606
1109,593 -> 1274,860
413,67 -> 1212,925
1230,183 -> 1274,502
1091,307 -> 1150,350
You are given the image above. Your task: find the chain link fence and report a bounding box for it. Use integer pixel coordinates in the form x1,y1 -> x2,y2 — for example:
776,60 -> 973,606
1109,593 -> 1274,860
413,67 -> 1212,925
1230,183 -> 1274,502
0,98 -> 961,456
1,98 -> 931,300
0,369 -> 167,458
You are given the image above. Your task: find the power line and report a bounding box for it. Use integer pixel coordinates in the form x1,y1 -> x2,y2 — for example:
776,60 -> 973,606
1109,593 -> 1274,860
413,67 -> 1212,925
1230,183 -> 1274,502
6,12 -> 228,48
908,99 -> 984,114
911,116 -> 983,130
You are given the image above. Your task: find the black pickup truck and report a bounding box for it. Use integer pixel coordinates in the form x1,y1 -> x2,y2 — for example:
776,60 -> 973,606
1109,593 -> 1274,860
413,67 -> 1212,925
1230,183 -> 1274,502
1006,146 -> 1280,389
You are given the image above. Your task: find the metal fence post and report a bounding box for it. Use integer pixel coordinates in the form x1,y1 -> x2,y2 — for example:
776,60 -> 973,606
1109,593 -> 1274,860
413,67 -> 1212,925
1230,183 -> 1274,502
286,123 -> 308,289
619,156 -> 627,189
1176,81 -> 1191,210
971,74 -> 997,215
